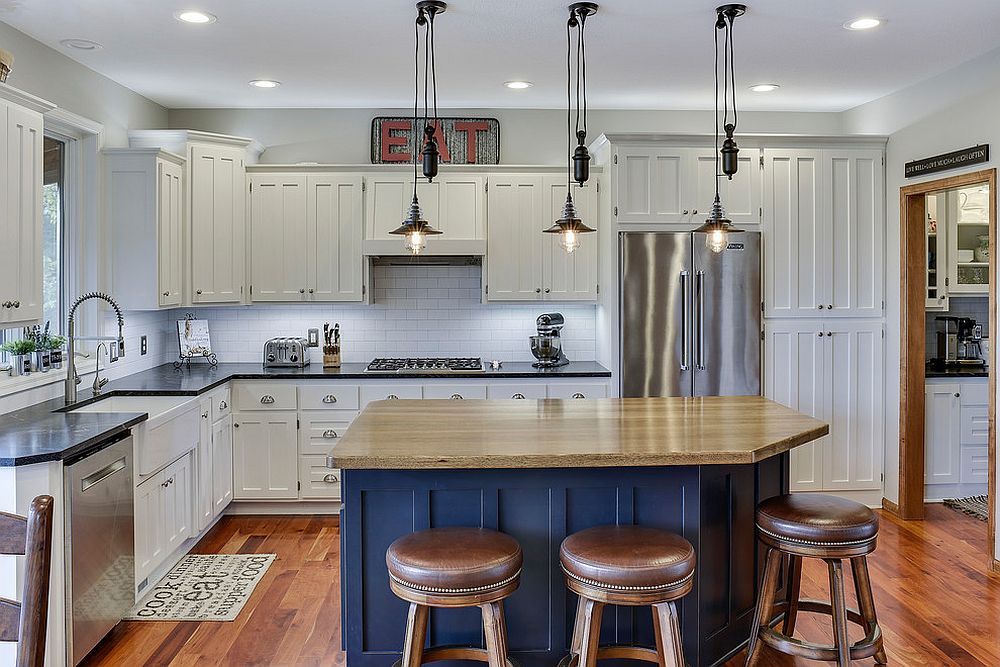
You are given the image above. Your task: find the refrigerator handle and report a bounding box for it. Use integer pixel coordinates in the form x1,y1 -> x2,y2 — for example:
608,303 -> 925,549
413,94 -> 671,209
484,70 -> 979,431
680,270 -> 691,371
696,270 -> 705,370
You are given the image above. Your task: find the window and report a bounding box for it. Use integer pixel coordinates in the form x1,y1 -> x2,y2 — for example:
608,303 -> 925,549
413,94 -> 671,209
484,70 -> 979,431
43,136 -> 66,333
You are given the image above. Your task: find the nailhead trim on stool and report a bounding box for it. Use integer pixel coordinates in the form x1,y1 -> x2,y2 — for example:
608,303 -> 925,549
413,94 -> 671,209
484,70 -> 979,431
389,570 -> 522,595
561,566 -> 695,592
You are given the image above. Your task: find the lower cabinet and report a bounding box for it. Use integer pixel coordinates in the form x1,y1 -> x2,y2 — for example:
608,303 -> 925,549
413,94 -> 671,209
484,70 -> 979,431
232,411 -> 298,499
925,378 -> 989,500
212,415 -> 234,512
134,453 -> 193,586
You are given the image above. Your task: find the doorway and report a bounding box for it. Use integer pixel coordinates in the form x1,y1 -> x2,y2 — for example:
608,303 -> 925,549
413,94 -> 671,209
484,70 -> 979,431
898,169 -> 996,565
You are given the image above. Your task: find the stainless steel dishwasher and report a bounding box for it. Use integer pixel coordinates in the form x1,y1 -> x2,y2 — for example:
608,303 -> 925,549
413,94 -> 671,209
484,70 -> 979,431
64,433 -> 135,666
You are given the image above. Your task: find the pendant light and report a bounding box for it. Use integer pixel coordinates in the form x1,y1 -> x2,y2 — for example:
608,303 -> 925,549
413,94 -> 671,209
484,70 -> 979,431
696,4 -> 745,254
544,2 -> 597,254
390,0 -> 446,254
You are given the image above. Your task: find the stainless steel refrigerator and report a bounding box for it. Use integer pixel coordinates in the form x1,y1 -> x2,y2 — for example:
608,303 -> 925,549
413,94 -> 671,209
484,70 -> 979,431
620,231 -> 761,397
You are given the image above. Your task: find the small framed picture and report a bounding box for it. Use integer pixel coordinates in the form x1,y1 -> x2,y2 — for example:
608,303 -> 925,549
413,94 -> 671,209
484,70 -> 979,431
177,318 -> 212,359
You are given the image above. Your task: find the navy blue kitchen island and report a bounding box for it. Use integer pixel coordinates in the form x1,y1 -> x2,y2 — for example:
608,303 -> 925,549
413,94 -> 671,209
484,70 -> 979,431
335,396 -> 828,667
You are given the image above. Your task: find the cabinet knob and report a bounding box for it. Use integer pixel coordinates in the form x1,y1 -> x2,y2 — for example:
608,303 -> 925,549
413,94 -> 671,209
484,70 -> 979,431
817,304 -> 824,309
512,393 -> 526,399
219,400 -> 228,410
692,209 -> 698,215
827,304 -> 833,310
955,392 -> 961,398
826,331 -> 833,337
202,412 -> 209,419
299,288 -> 306,294
260,395 -> 275,404
323,429 -> 338,439
1,301 -> 9,308
683,209 -> 690,215
386,394 -> 399,400
163,291 -> 170,297
233,423 -> 239,428
535,288 -> 541,293
572,392 -> 586,399
544,288 -> 551,293
309,288 -> 315,294
450,394 -> 464,400
322,394 -> 337,404
12,301 -> 18,308
818,332 -> 824,337
196,289 -> 203,295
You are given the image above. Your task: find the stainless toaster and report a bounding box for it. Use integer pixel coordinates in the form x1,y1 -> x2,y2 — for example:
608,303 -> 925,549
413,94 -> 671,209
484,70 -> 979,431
263,337 -> 311,368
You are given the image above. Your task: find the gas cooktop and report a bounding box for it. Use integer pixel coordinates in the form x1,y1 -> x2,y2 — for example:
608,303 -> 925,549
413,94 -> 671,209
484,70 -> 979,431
365,357 -> 485,374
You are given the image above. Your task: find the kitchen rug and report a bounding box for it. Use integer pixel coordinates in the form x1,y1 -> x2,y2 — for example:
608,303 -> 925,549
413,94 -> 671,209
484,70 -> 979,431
125,553 -> 276,621
942,495 -> 990,522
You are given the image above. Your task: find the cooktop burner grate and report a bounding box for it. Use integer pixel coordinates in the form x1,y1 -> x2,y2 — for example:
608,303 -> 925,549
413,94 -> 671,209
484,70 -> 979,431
365,357 -> 485,373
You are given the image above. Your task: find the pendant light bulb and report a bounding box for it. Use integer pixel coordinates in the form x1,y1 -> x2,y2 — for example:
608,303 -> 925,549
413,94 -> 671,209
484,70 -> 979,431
561,229 -> 580,253
707,228 -> 727,254
545,192 -> 595,254
391,193 -> 442,255
421,125 -> 439,181
696,194 -> 740,254
406,230 -> 425,254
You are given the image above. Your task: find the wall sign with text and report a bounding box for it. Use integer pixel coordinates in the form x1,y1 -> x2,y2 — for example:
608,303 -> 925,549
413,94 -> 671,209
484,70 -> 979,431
371,117 -> 500,165
904,145 -> 989,178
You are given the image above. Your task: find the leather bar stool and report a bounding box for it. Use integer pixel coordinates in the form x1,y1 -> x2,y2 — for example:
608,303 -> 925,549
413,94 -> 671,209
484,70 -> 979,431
745,494 -> 886,667
557,525 -> 696,667
386,527 -> 522,667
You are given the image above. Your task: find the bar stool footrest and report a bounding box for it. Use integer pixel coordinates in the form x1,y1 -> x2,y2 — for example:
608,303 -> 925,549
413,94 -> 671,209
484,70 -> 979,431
760,601 -> 884,663
557,644 -> 661,667
392,644 -> 519,667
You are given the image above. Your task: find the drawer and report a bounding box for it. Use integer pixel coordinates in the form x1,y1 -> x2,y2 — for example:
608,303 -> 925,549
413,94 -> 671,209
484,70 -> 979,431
547,383 -> 608,399
960,406 -> 989,445
422,384 -> 488,400
298,384 -> 361,411
960,445 -> 989,484
299,455 -> 342,499
210,384 -> 232,422
300,417 -> 355,456
959,381 -> 989,407
361,385 -> 423,405
486,384 -> 547,400
235,383 -> 297,410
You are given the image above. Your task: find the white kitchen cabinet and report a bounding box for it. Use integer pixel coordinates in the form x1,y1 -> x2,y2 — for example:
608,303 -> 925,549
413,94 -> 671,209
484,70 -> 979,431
547,383 -> 609,399
945,187 -> 991,295
195,398 -> 213,531
105,149 -> 185,310
232,413 -> 298,499
250,172 -> 308,301
308,173 -> 364,301
134,452 -> 193,585
299,456 -> 342,499
925,382 -> 962,486
423,384 -> 489,400
0,86 -> 51,326
162,454 -> 193,554
486,174 -> 599,302
925,192 -> 949,311
486,384 -> 548,400
690,148 -> 762,227
764,319 -> 883,492
925,378 -> 990,498
363,173 -> 486,254
360,385 -> 424,407
763,148 -> 884,318
615,146 -> 691,223
212,415 -> 234,514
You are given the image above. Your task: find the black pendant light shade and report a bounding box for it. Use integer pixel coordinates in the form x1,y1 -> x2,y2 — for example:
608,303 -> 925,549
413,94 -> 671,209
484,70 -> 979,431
696,194 -> 742,254
544,192 -> 596,253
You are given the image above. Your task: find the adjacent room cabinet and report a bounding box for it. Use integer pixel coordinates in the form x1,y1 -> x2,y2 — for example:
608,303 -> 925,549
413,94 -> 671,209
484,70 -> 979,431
248,170 -> 364,302
363,173 -> 487,255
763,148 -> 885,318
611,145 -> 762,226
924,378 -> 989,500
0,84 -> 52,326
764,319 -> 884,493
485,174 -> 599,301
105,149 -> 185,309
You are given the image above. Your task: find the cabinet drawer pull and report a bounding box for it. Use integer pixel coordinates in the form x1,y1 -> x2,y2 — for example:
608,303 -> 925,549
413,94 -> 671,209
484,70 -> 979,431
572,392 -> 586,399
511,393 -> 526,399
322,394 -> 338,404
386,394 -> 399,399
323,429 -> 338,439
260,395 -> 276,404
219,400 -> 228,410
322,473 -> 340,484
450,394 -> 464,400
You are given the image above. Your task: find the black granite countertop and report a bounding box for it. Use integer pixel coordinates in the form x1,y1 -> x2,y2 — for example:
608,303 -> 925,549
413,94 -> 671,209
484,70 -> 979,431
925,367 -> 989,378
0,361 -> 611,467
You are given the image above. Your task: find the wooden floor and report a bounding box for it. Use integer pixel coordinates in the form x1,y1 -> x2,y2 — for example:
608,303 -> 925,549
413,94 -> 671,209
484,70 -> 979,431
82,505 -> 1000,667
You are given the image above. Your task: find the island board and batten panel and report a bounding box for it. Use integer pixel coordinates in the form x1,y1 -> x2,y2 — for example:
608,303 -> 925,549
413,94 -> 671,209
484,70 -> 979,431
336,395 -> 829,667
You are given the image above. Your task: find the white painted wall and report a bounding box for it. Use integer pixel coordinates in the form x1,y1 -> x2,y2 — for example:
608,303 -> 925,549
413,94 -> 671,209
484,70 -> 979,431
168,107 -> 847,165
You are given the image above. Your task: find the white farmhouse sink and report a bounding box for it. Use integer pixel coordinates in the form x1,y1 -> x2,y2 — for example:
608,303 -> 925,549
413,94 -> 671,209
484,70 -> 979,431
69,395 -> 201,476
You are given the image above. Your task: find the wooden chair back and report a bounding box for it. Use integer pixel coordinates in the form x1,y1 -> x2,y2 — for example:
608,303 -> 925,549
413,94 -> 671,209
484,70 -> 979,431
0,495 -> 54,667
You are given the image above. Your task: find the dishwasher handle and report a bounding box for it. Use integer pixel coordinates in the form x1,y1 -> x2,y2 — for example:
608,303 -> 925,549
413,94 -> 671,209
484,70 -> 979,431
80,457 -> 128,493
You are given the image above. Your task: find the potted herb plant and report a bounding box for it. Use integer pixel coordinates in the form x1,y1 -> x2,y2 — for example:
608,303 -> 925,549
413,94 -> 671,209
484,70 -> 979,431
1,338 -> 36,376
46,334 -> 66,370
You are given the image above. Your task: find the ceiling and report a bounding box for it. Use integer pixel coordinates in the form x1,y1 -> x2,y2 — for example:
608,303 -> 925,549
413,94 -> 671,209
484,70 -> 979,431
3,0 -> 1000,111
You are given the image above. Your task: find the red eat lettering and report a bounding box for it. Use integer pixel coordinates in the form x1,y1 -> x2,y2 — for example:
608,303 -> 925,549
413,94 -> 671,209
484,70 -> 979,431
454,121 -> 490,163
380,120 -> 411,162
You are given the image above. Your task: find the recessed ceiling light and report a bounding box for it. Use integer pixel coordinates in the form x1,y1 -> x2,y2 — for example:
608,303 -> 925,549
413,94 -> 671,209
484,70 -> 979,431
750,83 -> 780,92
59,38 -> 103,51
844,17 -> 882,30
175,10 -> 217,24
249,79 -> 281,88
504,80 -> 534,90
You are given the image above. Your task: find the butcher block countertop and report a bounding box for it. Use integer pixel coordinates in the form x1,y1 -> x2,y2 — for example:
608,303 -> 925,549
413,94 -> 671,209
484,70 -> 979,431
333,395 -> 829,469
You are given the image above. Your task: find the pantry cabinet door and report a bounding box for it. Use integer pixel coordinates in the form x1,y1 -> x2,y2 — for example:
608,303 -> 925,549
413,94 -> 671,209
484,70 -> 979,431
615,147 -> 692,223
308,173 -> 364,301
691,148 -> 762,226
250,173 -> 308,301
3,104 -> 43,325
763,150 -> 827,318
232,413 -> 298,499
925,383 -> 962,486
190,144 -> 245,304
544,176 -> 599,301
157,157 -> 184,307
764,320 -> 826,491
825,150 -> 884,317
486,174 -> 544,301
822,321 -> 884,491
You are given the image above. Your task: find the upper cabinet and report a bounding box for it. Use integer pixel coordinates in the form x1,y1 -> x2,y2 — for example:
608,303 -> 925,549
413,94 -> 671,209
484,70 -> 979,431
485,173 -> 598,302
614,145 -> 762,226
763,147 -> 884,318
248,169 -> 364,302
0,85 -> 52,327
363,173 -> 486,255
105,149 -> 185,309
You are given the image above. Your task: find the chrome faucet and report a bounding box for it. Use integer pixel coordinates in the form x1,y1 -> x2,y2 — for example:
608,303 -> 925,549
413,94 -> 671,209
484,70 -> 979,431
65,292 -> 126,403
92,343 -> 109,396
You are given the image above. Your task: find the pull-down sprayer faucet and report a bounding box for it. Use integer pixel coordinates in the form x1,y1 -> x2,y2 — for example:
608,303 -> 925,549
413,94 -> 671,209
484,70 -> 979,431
65,292 -> 126,403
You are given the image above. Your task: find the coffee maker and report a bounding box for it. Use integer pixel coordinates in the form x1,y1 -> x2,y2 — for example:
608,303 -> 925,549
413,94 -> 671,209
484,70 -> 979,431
530,313 -> 569,368
936,316 -> 986,367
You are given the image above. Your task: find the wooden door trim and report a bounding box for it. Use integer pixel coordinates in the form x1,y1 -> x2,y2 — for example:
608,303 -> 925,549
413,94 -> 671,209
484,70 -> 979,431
896,168 -> 996,564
